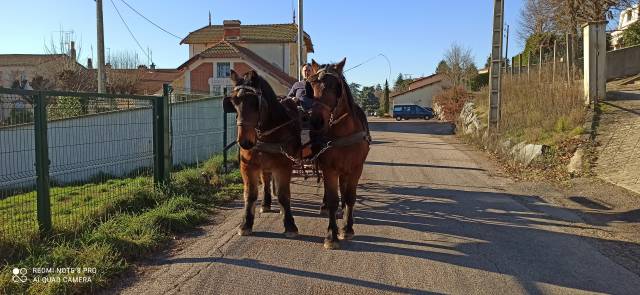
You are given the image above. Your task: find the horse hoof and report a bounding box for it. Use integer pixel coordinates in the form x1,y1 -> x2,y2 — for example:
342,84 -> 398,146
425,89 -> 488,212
284,231 -> 298,238
338,231 -> 354,240
238,228 -> 252,236
260,207 -> 275,213
324,240 -> 340,250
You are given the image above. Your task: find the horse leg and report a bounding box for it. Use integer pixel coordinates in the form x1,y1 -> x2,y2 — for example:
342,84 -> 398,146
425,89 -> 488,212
260,171 -> 275,213
239,166 -> 259,236
339,170 -> 362,240
273,168 -> 298,238
320,176 -> 344,219
336,175 -> 348,219
322,170 -> 341,250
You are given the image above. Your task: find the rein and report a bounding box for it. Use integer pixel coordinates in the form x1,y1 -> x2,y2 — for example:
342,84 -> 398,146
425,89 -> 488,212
233,85 -> 294,141
232,84 -> 300,162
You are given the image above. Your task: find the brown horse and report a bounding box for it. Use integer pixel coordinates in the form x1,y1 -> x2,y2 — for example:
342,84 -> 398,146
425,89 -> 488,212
225,69 -> 301,238
308,58 -> 371,249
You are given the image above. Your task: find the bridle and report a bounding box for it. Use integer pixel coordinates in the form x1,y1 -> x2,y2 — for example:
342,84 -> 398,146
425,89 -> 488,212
307,67 -> 350,129
232,85 -> 293,138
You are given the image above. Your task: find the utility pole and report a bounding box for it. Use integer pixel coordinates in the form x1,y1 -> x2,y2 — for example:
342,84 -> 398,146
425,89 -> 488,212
504,24 -> 509,72
297,0 -> 304,80
488,0 -> 504,133
96,0 -> 106,93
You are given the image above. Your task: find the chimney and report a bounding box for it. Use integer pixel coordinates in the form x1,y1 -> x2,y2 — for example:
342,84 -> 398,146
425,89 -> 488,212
87,58 -> 93,69
223,20 -> 241,41
69,41 -> 77,61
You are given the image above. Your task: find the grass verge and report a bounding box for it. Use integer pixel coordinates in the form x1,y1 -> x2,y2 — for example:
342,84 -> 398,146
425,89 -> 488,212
466,67 -> 588,180
0,153 -> 242,295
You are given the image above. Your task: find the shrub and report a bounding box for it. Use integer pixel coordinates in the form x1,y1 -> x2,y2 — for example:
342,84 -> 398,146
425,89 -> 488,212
433,86 -> 473,121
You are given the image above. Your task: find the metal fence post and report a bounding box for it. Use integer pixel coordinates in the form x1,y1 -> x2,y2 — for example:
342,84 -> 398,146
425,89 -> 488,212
223,88 -> 228,173
153,85 -> 171,185
34,92 -> 52,234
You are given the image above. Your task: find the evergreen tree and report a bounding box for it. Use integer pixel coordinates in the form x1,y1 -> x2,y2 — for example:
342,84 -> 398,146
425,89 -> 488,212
436,60 -> 450,74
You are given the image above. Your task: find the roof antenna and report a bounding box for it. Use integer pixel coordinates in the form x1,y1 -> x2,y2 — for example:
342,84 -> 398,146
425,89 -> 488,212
209,11 -> 212,26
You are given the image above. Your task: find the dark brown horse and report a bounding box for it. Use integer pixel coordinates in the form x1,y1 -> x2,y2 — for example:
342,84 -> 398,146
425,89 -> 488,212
308,58 -> 371,249
225,69 -> 301,238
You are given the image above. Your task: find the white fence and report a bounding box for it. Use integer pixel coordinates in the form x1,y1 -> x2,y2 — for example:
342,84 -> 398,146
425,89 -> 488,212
0,97 -> 235,190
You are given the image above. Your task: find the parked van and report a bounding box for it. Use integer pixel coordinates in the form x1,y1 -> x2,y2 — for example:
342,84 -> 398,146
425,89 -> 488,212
392,104 -> 434,121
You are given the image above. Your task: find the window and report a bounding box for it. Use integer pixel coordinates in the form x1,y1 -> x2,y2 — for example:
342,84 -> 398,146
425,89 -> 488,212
394,106 -> 402,112
217,62 -> 231,78
628,11 -> 632,22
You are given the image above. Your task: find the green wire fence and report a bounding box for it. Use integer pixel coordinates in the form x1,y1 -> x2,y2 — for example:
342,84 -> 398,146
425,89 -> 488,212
0,85 -> 236,244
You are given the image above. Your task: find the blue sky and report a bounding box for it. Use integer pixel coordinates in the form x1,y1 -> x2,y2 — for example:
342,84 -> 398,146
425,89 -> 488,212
0,0 -> 524,86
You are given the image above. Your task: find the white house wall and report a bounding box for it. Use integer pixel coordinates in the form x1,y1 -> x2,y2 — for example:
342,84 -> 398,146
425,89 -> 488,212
240,43 -> 290,74
392,84 -> 445,108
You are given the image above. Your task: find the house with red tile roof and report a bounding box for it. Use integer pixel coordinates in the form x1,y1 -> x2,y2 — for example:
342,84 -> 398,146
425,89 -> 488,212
390,73 -> 451,108
178,20 -> 314,96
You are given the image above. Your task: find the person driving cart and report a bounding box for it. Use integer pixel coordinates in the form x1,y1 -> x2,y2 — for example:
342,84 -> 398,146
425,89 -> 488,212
287,63 -> 314,111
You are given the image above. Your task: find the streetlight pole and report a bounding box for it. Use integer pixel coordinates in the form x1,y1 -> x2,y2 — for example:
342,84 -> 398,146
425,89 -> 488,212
297,0 -> 304,80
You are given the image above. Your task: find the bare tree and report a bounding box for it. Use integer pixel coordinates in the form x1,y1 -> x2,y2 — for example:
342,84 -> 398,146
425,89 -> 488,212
443,43 -> 476,87
544,0 -> 638,34
519,0 -> 557,41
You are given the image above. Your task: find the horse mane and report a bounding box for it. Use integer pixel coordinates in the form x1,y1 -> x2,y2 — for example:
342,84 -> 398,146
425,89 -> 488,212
253,74 -> 278,103
249,71 -> 296,128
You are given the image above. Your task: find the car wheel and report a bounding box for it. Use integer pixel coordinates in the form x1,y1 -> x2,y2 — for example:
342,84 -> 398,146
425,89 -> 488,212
424,116 -> 429,120
395,116 -> 401,121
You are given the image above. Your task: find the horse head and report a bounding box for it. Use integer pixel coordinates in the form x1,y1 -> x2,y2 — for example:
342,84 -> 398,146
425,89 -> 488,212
307,58 -> 352,135
227,69 -> 270,150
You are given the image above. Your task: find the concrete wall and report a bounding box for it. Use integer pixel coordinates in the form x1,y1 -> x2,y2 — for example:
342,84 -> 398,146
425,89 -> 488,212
0,98 -> 236,190
607,45 -> 640,80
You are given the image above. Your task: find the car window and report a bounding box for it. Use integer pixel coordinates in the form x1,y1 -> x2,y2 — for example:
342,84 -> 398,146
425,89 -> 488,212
394,106 -> 402,112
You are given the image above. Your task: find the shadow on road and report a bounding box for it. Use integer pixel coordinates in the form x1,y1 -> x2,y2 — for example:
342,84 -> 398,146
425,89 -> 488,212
153,179 -> 640,294
365,161 -> 486,172
369,120 -> 455,135
158,256 -> 442,294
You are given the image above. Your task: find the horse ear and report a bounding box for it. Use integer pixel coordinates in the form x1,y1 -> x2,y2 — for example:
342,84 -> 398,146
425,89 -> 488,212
229,70 -> 240,84
335,58 -> 347,73
311,59 -> 320,73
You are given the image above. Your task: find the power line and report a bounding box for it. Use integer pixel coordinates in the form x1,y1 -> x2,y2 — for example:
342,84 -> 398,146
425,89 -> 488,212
119,0 -> 183,40
109,0 -> 151,63
344,53 -> 392,82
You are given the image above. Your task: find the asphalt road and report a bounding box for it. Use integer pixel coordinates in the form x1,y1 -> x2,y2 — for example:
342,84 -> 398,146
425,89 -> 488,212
114,118 -> 640,295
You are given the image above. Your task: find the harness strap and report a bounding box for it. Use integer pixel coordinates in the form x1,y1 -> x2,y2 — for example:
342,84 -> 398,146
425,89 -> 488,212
329,112 -> 349,128
253,141 -> 285,154
330,131 -> 371,147
258,119 -> 294,138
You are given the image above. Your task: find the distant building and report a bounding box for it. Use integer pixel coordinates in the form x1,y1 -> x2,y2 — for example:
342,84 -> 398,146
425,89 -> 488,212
178,20 -> 314,96
391,73 -> 451,108
611,4 -> 640,50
